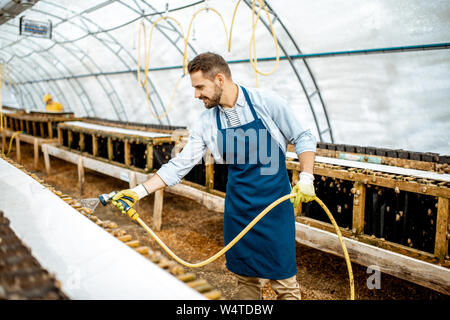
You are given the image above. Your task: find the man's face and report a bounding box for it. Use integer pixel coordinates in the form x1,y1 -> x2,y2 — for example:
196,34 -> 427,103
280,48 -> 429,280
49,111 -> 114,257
190,71 -> 223,109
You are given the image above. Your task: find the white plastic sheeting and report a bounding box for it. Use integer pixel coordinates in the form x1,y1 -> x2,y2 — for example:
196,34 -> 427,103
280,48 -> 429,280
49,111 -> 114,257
0,0 -> 449,154
0,158 -> 205,300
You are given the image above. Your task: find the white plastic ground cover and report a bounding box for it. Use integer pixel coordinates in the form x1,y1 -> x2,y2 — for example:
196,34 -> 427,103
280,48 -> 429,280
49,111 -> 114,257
0,158 -> 204,300
63,121 -> 172,138
286,152 -> 450,183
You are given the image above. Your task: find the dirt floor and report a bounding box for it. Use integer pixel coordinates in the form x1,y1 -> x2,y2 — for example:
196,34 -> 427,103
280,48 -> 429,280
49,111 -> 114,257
9,143 -> 449,300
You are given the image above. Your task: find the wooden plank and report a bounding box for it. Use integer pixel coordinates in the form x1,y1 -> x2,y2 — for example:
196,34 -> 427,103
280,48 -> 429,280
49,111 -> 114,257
33,138 -> 39,169
77,156 -> 85,196
153,189 -> 164,231
129,171 -> 137,188
435,197 -> 449,260
25,120 -> 30,136
15,134 -> 21,162
40,122 -> 45,137
296,216 -> 442,265
92,134 -> 98,156
48,122 -> 53,139
107,137 -> 113,161
32,121 -> 37,136
287,161 -> 450,198
352,182 -> 366,234
79,132 -> 85,152
42,144 -> 51,175
124,140 -> 130,166
58,127 -> 63,146
295,221 -> 450,295
68,130 -> 73,149
146,144 -> 153,170
1,129 -> 6,153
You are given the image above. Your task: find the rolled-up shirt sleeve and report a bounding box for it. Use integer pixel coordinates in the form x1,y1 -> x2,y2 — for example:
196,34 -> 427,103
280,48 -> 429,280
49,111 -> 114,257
156,121 -> 207,186
264,90 -> 317,155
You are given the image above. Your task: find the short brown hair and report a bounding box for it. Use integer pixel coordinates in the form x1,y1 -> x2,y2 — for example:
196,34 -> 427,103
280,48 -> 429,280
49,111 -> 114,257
187,52 -> 231,80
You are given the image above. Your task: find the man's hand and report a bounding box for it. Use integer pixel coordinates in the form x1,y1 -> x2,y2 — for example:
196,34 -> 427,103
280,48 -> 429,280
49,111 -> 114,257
111,184 -> 148,215
291,172 -> 316,208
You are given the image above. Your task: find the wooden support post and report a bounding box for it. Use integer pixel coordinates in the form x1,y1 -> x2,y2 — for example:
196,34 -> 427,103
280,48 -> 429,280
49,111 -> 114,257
352,181 -> 367,235
124,140 -> 131,166
205,150 -> 214,191
14,119 -> 19,131
19,120 -> 24,132
25,121 -> 30,135
146,144 -> 153,171
77,156 -> 85,196
79,132 -> 85,152
68,131 -> 73,149
129,171 -> 137,188
435,197 -> 449,260
33,138 -> 39,169
153,189 -> 164,231
48,122 -> 53,139
40,122 -> 45,137
292,169 -> 302,216
107,137 -> 113,160
1,129 -> 6,153
32,121 -> 37,136
43,144 -> 51,175
15,134 -> 21,162
58,128 -> 63,146
92,135 -> 98,156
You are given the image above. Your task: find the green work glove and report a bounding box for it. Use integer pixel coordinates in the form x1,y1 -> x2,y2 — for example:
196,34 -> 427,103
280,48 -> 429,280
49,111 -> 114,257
111,184 -> 148,215
291,172 -> 316,208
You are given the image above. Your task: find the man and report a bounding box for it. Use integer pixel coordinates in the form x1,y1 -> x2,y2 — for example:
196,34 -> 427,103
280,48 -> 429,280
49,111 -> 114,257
112,52 -> 316,300
43,94 -> 64,112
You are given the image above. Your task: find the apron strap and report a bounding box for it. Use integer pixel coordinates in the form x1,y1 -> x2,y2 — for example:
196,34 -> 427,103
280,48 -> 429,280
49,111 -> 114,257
240,86 -> 259,121
215,86 -> 259,131
215,107 -> 222,130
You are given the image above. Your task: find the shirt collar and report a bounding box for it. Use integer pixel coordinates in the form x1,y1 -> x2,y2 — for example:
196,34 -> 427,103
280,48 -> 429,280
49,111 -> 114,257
218,84 -> 246,112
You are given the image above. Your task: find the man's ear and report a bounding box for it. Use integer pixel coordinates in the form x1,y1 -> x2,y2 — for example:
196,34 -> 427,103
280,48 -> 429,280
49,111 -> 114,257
215,73 -> 225,87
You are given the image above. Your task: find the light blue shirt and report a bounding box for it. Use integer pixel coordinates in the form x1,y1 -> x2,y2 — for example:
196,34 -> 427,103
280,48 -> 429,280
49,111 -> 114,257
157,85 -> 317,186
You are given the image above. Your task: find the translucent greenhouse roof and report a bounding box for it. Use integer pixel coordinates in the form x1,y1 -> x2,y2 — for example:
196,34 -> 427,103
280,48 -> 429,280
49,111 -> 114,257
0,0 -> 449,155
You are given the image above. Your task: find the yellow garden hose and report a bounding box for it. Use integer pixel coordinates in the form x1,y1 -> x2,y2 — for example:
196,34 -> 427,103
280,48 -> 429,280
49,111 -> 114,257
183,6 -> 229,74
137,16 -> 186,120
5,131 -> 22,156
137,0 -> 282,116
121,194 -> 355,300
229,0 -> 280,87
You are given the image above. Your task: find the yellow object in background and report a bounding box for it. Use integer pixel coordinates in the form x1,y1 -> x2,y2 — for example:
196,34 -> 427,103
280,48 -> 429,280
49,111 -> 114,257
45,101 -> 63,112
43,93 -> 64,112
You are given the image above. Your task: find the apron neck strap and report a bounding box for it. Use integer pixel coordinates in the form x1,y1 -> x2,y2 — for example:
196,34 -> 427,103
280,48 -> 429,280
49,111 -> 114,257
240,86 -> 259,121
215,86 -> 259,131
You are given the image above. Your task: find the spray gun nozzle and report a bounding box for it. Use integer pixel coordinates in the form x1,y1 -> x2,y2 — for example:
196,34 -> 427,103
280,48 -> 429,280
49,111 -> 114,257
99,191 -> 118,206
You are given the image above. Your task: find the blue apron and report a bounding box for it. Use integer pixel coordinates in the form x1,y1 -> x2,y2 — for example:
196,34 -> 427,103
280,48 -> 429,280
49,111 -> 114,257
216,86 -> 297,280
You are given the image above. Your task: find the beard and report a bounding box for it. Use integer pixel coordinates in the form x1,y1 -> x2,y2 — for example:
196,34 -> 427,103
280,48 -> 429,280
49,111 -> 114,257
200,84 -> 222,109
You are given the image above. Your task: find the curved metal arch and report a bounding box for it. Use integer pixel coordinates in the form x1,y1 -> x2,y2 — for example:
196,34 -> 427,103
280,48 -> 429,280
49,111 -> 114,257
37,0 -> 183,125
27,6 -> 128,121
119,0 -> 201,125
243,0 -> 334,142
0,36 -> 73,112
0,45 -> 57,111
1,29 -> 93,116
4,0 -> 203,125
7,73 -> 39,112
